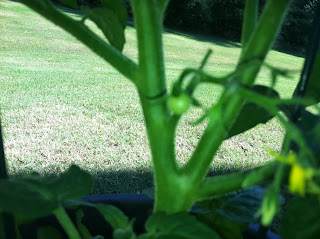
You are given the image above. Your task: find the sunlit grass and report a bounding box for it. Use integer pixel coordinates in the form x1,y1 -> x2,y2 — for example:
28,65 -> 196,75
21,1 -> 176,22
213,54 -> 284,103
0,0 -> 304,194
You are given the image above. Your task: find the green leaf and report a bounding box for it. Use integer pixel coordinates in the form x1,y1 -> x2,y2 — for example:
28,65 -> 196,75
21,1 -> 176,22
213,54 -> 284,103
95,204 -> 129,229
47,165 -> 94,201
0,179 -> 58,218
143,212 -> 221,239
101,0 -> 128,28
281,195 -> 320,239
16,165 -> 93,201
113,220 -> 136,239
209,214 -> 246,239
215,186 -> 265,224
83,7 -> 126,51
294,110 -> 320,159
58,0 -> 78,8
227,85 -> 279,138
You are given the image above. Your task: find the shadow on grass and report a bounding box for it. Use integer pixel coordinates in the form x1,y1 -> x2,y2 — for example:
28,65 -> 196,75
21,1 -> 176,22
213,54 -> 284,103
90,168 -> 154,195
88,165 -> 246,195
163,26 -> 241,49
89,164 -> 246,195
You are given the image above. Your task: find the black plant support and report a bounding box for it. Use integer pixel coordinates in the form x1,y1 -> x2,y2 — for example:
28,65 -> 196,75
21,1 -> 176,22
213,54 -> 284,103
0,121 -> 16,239
292,1 -> 320,121
0,120 -> 8,179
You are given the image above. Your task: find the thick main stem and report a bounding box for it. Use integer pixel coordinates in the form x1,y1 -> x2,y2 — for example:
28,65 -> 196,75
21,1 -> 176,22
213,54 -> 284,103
132,0 -> 189,213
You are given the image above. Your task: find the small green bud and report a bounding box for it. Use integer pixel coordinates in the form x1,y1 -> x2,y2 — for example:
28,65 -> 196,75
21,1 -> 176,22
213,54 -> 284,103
256,186 -> 279,226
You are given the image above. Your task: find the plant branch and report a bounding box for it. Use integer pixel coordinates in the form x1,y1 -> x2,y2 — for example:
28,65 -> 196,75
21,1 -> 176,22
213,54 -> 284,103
19,0 -> 138,82
131,0 -> 166,97
159,0 -> 171,14
54,206 -> 81,239
196,161 -> 277,200
183,0 -> 293,188
241,0 -> 259,47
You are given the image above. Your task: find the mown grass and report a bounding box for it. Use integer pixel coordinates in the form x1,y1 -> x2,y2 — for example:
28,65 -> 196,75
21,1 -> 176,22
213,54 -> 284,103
0,0 -> 305,195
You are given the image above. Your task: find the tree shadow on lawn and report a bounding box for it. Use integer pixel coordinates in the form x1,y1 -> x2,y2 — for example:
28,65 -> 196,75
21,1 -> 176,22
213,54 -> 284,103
89,165 -> 244,196
162,26 -> 242,49
90,168 -> 154,195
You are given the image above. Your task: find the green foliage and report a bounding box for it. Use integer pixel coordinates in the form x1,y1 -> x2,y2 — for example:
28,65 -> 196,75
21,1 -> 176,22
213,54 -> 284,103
0,165 -> 93,218
1,0 -> 320,238
83,7 -> 126,51
228,85 -> 279,138
37,226 -> 65,239
139,212 -> 221,239
281,195 -> 320,239
198,187 -> 264,225
95,204 -> 129,229
0,179 -> 59,218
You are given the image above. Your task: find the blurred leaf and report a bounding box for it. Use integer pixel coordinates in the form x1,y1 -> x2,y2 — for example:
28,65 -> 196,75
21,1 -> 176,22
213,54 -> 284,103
217,186 -> 270,224
101,0 -> 128,28
14,165 -> 93,202
195,203 -> 246,239
95,204 -> 129,229
83,6 -> 126,51
37,226 -> 64,239
58,0 -> 78,8
281,195 -> 320,239
143,212 -> 221,239
227,85 -> 279,138
0,179 -> 58,218
47,165 -> 94,201
210,214 -> 246,239
294,110 -> 320,161
113,220 -> 136,239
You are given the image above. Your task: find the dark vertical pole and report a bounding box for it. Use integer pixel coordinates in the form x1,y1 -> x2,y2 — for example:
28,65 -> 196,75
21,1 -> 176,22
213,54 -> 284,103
0,120 -> 16,239
293,2 -> 320,119
0,120 -> 8,179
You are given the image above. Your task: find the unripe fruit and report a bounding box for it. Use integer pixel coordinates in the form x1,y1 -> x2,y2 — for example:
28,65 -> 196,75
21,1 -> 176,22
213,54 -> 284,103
168,93 -> 191,115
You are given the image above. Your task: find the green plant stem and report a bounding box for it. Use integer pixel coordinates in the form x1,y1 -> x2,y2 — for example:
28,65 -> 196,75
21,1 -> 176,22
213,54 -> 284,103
241,0 -> 259,47
131,0 -> 186,213
183,0 -> 292,191
131,0 -> 166,97
197,161 -> 277,200
54,206 -> 81,239
19,0 -> 138,82
159,0 -> 170,14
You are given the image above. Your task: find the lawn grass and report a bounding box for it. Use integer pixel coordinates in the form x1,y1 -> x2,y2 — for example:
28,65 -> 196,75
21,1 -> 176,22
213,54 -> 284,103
0,0 -> 305,195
